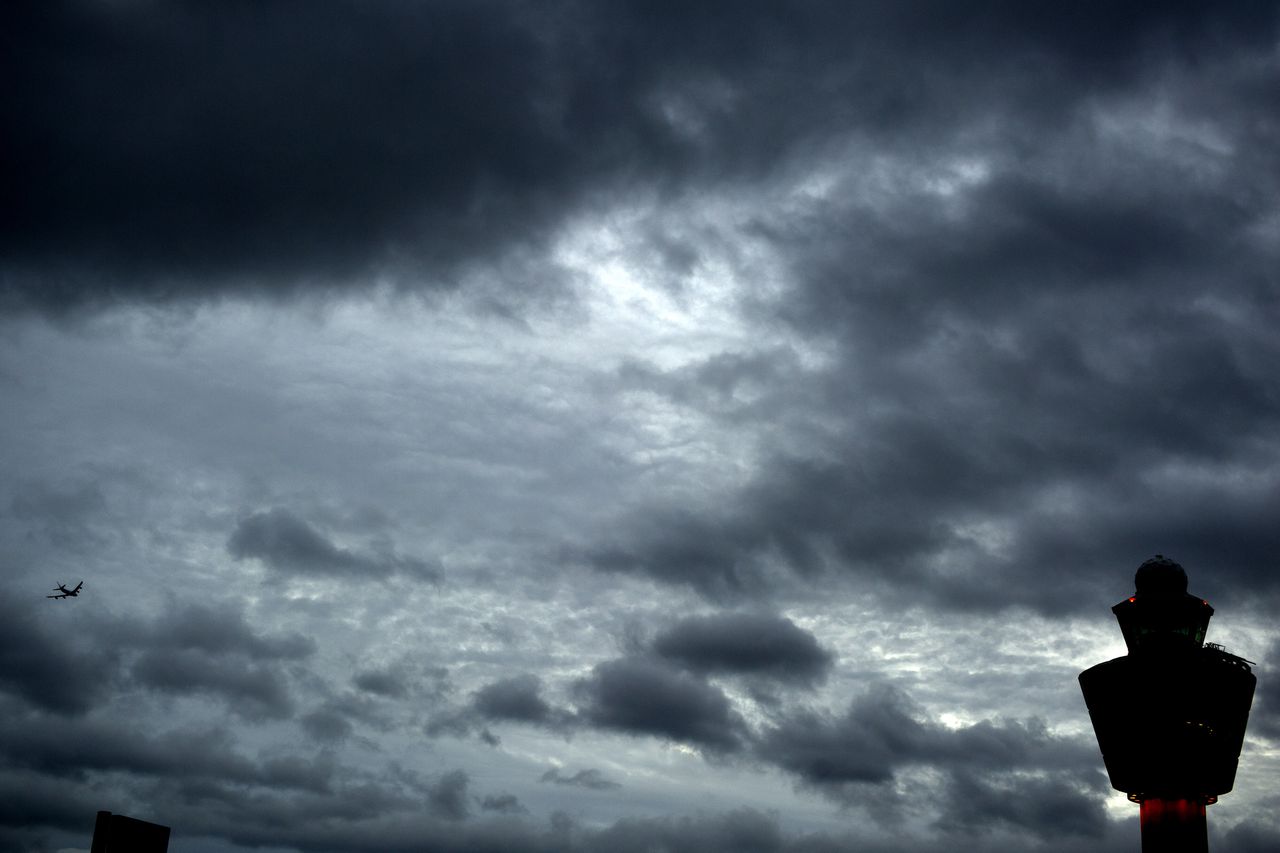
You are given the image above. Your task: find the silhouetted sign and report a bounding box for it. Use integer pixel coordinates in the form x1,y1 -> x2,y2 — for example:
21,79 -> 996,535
90,810 -> 170,853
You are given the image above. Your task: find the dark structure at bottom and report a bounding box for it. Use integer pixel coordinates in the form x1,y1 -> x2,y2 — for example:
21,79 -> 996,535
91,810 -> 171,853
1079,556 -> 1256,853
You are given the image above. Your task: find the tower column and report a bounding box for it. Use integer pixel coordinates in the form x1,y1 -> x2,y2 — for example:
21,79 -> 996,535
1139,798 -> 1207,853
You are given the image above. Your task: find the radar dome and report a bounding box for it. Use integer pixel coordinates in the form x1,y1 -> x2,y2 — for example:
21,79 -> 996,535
1134,554 -> 1188,597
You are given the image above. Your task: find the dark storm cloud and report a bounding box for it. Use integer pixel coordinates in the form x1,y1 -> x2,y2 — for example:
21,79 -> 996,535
307,687 -> 405,739
427,672 -> 571,742
593,189 -> 1280,611
423,711 -> 473,740
568,809 -> 1128,853
0,595 -> 117,714
778,167 -> 1280,612
540,767 -> 621,791
131,648 -> 296,720
1,0 -> 677,310
2,591 -> 317,719
0,798 -> 801,853
134,601 -> 316,660
228,508 -> 440,581
8,479 -> 105,524
258,753 -> 337,795
757,685 -> 928,786
228,509 -> 365,573
426,769 -> 471,822
756,685 -> 1099,800
0,738 -> 1136,853
613,350 -> 807,418
936,770 -> 1108,841
286,2 -> 1246,613
438,657 -> 1104,798
574,657 -> 744,751
479,792 -> 528,815
0,770 -> 100,848
0,710 -> 347,797
586,807 -> 785,853
473,673 -> 554,724
300,707 -> 355,744
1249,638 -> 1280,739
1224,822 -> 1280,853
579,807 -> 1130,853
353,666 -> 410,699
186,771 -> 420,826
583,515 -> 767,600
0,753 -> 553,853
586,98 -> 1280,615
102,600 -> 319,719
352,663 -> 451,717
651,612 -> 833,686
6,2 -> 1274,312
6,478 -> 111,553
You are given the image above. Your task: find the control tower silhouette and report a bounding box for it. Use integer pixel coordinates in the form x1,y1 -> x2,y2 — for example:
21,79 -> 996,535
1079,556 -> 1256,853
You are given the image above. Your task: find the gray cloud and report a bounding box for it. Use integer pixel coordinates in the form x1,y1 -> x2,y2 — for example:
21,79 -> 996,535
300,707 -> 355,744
757,685 -> 928,786
427,672 -> 571,742
1223,822 -> 1280,853
228,508 -> 441,581
6,477 -> 111,555
937,770 -> 1108,841
134,601 -> 316,661
584,154 -> 1280,612
228,508 -> 369,574
426,769 -> 471,822
8,479 -> 105,523
652,613 -> 833,687
0,595 -> 117,715
256,753 -> 338,796
99,600 -> 322,721
473,673 -> 554,724
297,683 -> 414,745
0,711 -> 346,797
0,690 -> 1170,853
1248,638 -> 1280,739
1,593 -> 318,722
353,667 -> 411,700
574,658 -> 745,752
756,685 -> 1099,800
1,0 -> 679,312
7,3 -> 1273,314
0,772 -> 95,839
131,649 -> 296,720
479,792 -> 528,815
585,807 -> 785,853
539,768 -> 621,791
455,2 -> 1271,616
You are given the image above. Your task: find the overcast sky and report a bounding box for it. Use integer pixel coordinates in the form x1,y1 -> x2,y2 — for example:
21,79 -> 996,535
3,2 -> 1279,852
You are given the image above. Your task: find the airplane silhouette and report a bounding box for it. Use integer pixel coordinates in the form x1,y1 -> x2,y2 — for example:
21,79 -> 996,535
47,581 -> 83,600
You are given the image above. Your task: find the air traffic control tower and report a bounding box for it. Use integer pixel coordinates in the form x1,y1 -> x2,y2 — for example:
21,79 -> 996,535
1079,556 -> 1256,853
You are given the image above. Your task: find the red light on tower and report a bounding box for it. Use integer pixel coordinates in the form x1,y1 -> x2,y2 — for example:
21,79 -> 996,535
1079,556 -> 1256,853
